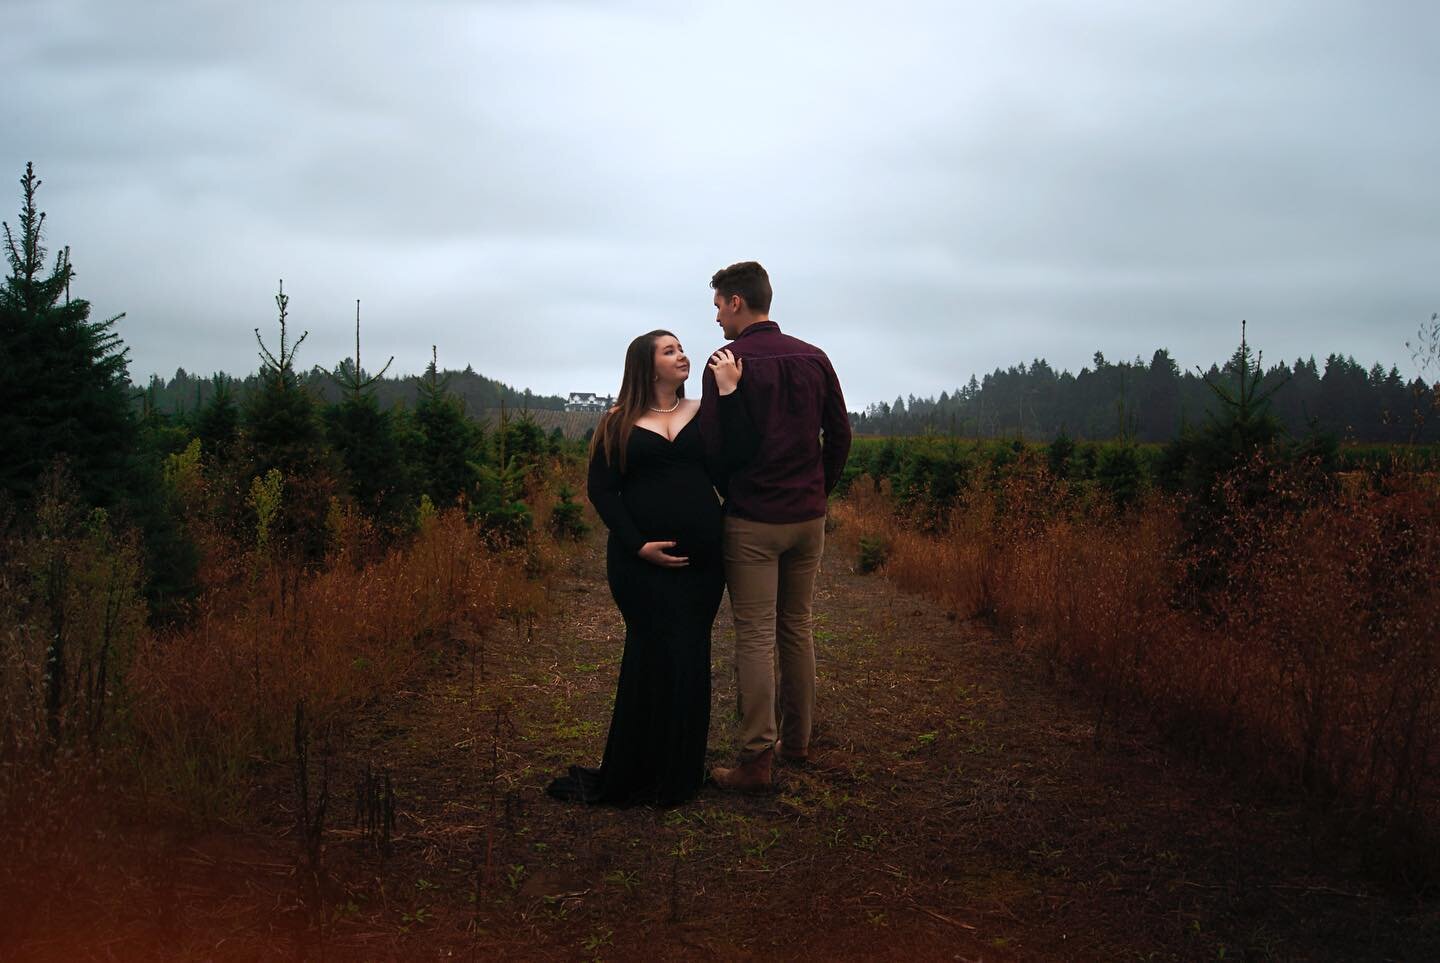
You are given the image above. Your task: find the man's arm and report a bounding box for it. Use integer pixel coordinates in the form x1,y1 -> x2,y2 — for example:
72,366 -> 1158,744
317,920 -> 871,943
820,355 -> 852,495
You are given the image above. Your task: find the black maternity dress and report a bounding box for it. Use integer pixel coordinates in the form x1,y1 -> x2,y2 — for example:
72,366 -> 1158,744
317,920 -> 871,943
547,396 -> 754,806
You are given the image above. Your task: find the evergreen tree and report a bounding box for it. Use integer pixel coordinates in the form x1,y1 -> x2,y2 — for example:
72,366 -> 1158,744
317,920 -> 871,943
323,300 -> 413,527
0,164 -> 134,507
414,348 -> 481,507
1046,427 -> 1076,479
494,410 -> 555,469
469,403 -> 532,541
1161,320 -> 1287,503
1139,349 -> 1181,440
241,280 -> 336,561
196,374 -> 240,462
129,409 -> 200,622
548,484 -> 588,541
243,281 -> 325,472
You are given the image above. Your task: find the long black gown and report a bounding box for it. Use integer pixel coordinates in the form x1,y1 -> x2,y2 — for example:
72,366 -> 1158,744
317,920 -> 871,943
547,397 -> 753,807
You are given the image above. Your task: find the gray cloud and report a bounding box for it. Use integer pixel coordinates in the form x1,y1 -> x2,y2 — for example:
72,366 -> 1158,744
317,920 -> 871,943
6,0 -> 1438,408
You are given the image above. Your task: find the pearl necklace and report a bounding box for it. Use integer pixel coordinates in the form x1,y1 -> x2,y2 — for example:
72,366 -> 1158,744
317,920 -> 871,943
649,398 -> 681,413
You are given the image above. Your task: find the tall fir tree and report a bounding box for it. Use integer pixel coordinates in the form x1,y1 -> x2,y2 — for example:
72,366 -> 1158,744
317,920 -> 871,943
469,402 -> 533,541
1159,320 -> 1287,504
241,280 -> 336,561
323,300 -> 414,527
244,281 -> 325,472
414,347 -> 481,507
196,373 -> 240,462
0,163 -> 134,508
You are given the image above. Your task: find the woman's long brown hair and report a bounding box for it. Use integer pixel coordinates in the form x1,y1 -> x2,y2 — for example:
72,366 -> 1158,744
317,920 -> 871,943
590,329 -> 683,473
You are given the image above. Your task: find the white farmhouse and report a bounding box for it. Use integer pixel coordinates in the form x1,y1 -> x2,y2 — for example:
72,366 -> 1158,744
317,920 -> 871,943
565,392 -> 614,412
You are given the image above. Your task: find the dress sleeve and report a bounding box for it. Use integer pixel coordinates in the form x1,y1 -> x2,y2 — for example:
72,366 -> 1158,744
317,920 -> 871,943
698,363 -> 722,466
713,387 -> 759,476
586,430 -> 647,555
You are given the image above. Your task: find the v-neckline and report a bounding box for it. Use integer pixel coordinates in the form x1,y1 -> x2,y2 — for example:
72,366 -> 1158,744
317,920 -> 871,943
634,415 -> 697,444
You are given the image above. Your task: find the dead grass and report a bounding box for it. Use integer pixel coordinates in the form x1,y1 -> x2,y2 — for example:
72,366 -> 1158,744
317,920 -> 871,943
831,463 -> 1440,870
3,455 -> 1438,960
125,507 -> 547,817
5,522 -> 1437,961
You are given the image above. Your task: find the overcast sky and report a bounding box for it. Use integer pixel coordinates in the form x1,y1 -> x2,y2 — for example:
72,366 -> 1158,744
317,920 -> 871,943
6,0 -> 1438,408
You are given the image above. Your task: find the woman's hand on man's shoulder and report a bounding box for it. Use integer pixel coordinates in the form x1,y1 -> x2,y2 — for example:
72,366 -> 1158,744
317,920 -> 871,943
708,348 -> 743,395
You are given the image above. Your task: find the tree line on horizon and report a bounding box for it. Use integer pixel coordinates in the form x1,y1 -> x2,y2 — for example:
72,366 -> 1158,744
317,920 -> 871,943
138,339 -> 1437,449
135,359 -> 568,420
855,345 -> 1438,444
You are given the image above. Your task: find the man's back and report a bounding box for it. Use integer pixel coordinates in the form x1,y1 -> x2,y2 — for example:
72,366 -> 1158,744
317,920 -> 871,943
700,320 -> 851,524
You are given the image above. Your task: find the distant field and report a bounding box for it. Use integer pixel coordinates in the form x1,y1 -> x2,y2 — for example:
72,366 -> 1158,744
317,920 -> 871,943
473,407 -> 602,439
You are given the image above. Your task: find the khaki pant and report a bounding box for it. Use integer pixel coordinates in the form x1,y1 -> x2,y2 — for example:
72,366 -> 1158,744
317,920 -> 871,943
722,514 -> 826,760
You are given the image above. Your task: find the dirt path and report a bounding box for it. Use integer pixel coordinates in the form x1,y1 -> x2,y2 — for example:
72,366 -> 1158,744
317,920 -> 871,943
5,527 -> 1436,960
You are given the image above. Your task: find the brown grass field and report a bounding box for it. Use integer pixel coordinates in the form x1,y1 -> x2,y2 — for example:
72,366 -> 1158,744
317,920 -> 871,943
2,490 -> 1437,960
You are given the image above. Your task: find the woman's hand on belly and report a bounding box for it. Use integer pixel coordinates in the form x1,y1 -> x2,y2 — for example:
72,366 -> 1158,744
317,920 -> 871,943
638,541 -> 689,567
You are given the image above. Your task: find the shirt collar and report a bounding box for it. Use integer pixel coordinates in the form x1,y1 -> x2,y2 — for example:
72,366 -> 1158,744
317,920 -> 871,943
736,319 -> 779,339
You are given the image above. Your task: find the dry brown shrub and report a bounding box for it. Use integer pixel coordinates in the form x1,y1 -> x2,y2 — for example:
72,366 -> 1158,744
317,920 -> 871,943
827,476 -> 904,568
1202,468 -> 1440,824
3,441 -> 581,833
125,507 -> 527,813
517,454 -> 590,578
0,471 -> 149,766
834,460 -> 1440,851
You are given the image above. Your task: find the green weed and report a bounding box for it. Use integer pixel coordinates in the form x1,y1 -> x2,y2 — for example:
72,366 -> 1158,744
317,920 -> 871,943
603,869 -> 640,893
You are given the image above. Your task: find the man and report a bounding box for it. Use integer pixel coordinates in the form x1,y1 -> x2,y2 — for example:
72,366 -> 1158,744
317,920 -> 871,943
699,261 -> 851,791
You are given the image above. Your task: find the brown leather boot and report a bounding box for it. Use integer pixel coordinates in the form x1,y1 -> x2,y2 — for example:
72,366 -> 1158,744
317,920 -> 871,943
775,740 -> 809,766
711,748 -> 774,792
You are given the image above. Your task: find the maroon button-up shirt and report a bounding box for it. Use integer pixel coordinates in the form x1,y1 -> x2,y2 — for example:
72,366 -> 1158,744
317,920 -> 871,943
699,320 -> 852,524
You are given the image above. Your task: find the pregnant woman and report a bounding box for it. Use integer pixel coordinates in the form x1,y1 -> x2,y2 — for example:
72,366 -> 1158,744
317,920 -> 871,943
546,329 -> 753,806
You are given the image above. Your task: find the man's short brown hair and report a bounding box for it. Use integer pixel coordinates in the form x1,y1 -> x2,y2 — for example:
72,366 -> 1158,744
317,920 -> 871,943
710,261 -> 772,314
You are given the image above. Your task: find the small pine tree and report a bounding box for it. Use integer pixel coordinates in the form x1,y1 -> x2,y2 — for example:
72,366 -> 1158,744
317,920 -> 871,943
1161,321 -> 1298,600
324,301 -> 412,527
469,402 -> 532,542
0,163 -> 134,508
494,411 -> 550,470
470,456 -> 533,542
414,347 -> 480,507
240,280 -> 336,562
1095,442 -> 1146,509
325,395 -> 413,527
1163,320 -> 1287,503
196,374 -> 239,462
548,484 -> 588,541
1046,426 -> 1075,479
243,281 -> 325,473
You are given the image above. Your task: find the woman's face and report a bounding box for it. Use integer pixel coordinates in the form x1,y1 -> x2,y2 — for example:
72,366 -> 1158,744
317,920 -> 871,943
652,335 -> 690,387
